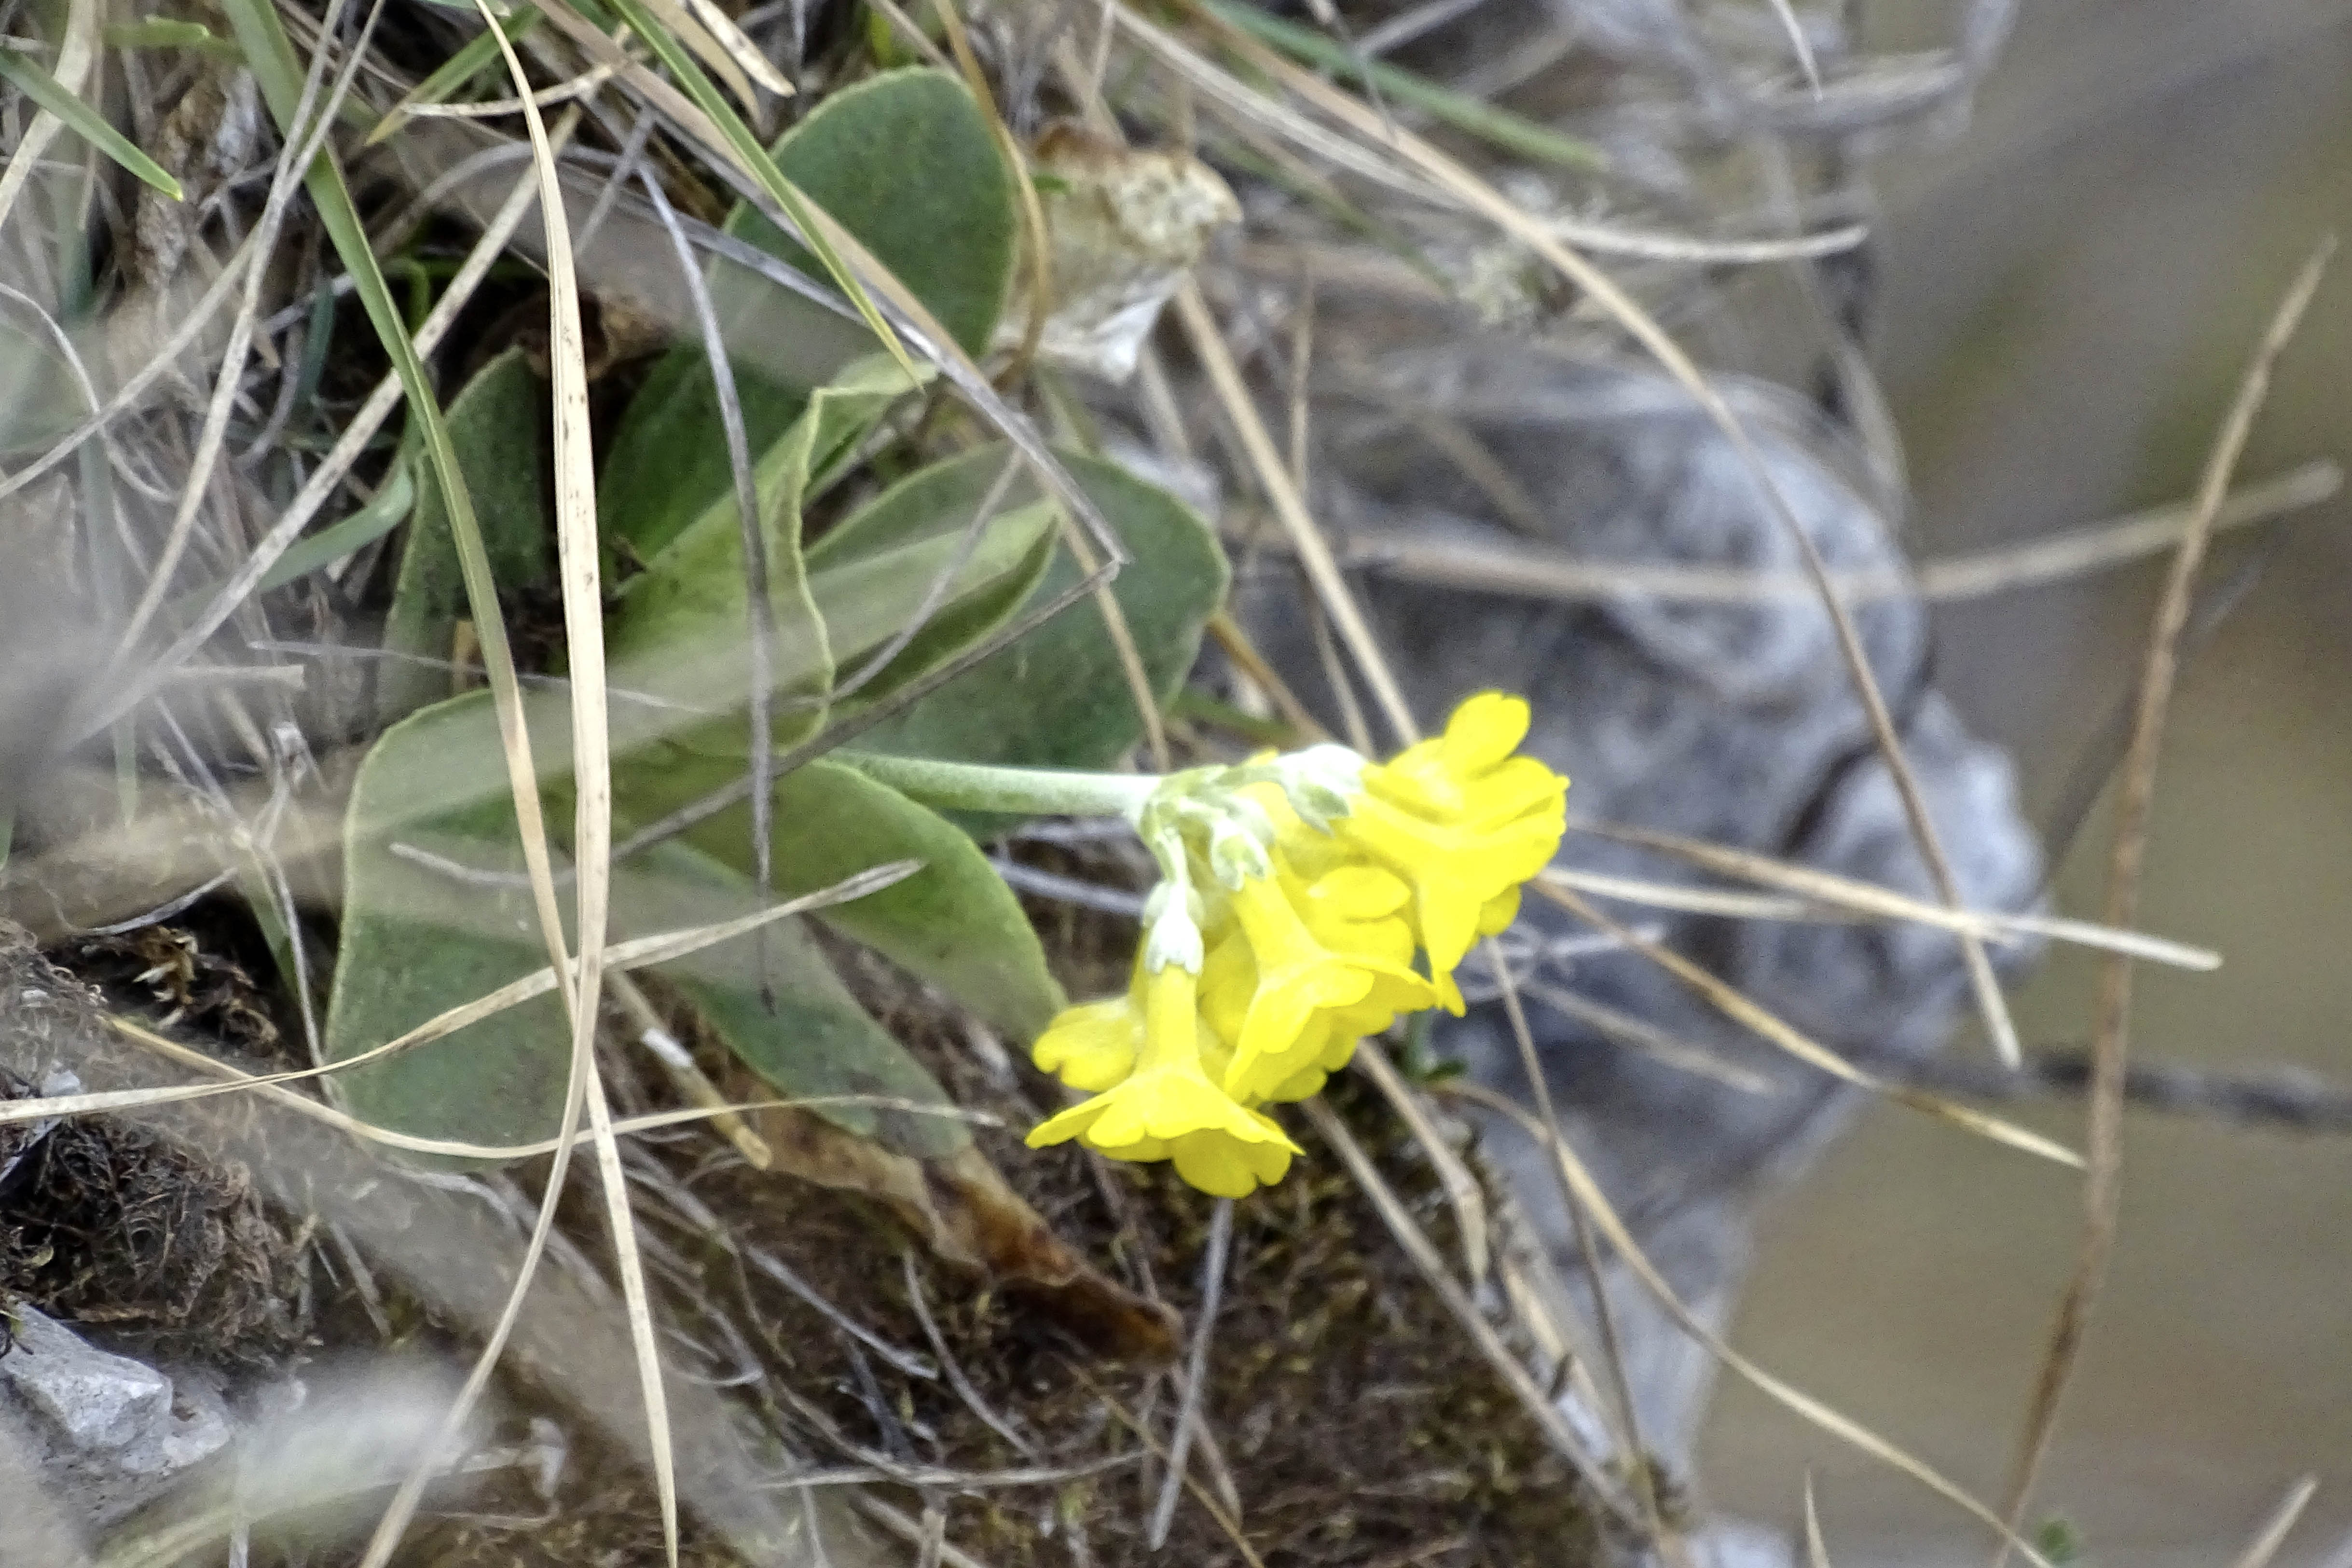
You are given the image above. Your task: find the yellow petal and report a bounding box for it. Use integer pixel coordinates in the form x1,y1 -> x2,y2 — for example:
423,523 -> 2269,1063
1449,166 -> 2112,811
1170,1125 -> 1294,1197
1301,863 -> 1410,920
1032,997 -> 1141,1092
1440,690 -> 1530,772
1025,1095 -> 1110,1149
1477,885 -> 1521,938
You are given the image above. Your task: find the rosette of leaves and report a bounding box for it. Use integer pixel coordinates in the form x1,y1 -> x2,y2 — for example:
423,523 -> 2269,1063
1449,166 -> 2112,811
323,70 -> 1227,1185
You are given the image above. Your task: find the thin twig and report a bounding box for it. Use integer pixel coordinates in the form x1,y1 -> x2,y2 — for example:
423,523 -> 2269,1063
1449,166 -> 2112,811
1993,238 -> 2335,1558
1898,1045 -> 2352,1134
1351,1039 -> 1489,1282
900,1254 -> 1036,1458
1480,943 -> 1679,1562
1076,1372 -> 1270,1568
1178,282 -> 1416,746
1147,1197 -> 1233,1548
1532,880 -> 2080,1166
610,971 -> 774,1167
640,160 -> 778,992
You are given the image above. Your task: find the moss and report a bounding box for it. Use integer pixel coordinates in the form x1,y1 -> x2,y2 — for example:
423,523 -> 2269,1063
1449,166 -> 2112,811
1,929 -> 311,1366
419,839 -> 1601,1567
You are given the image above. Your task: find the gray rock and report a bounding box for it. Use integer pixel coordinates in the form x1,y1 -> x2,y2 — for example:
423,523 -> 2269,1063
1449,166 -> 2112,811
0,1305 -> 231,1529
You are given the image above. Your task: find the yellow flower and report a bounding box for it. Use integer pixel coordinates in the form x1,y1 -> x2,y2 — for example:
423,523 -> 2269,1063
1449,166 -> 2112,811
1026,962 -> 1300,1198
1335,692 -> 1566,1000
1215,860 -> 1434,1101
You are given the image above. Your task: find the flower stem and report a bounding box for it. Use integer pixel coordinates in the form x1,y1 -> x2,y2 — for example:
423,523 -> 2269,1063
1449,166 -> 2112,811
837,750 -> 1159,820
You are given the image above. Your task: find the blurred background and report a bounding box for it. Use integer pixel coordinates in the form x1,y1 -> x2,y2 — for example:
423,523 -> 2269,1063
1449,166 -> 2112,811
1699,0 -> 2352,1562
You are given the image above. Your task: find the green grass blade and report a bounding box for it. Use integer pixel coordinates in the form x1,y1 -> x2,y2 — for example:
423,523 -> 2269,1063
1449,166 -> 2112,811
1199,0 -> 1604,172
0,51 -> 185,197
219,0 -> 550,860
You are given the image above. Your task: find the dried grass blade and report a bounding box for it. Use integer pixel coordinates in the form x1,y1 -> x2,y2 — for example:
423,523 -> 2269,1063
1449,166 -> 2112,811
633,0 -> 762,112
1994,238 -> 2334,1557
98,1010 -> 979,1162
1913,461 -> 2340,601
508,33 -> 672,1552
0,864 -> 917,1130
1353,1039 -> 1489,1281
1761,0 -> 1823,92
1174,284 -> 1419,744
1148,1197 -> 1234,1548
0,0 -> 96,234
1803,1475 -> 1833,1568
550,0 -> 907,371
1198,0 -> 1603,171
677,0 -> 794,97
1478,947 -> 1678,1557
1077,1373 -> 1273,1568
1564,825 -> 2222,970
922,0 -> 1053,391
114,0 -> 384,662
638,164 -> 781,979
1300,461 -> 2335,606
83,122 -> 574,734
1100,11 -> 1443,202
365,9 -> 543,144
1534,880 -> 2081,1167
2225,1477 -> 2320,1568
373,9 -> 672,1564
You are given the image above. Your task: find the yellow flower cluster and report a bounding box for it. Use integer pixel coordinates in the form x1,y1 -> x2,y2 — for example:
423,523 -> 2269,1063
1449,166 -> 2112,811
1025,693 -> 1568,1197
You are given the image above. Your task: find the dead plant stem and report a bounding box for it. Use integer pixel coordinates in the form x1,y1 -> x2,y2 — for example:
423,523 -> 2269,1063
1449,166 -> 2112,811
1991,237 -> 2335,1560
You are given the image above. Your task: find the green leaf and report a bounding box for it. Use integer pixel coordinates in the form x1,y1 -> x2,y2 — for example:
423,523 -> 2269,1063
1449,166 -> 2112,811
804,450 -> 1061,707
597,66 -> 1014,562
0,319 -> 81,454
806,501 -> 1057,697
728,68 -> 1017,360
374,348 -> 551,727
596,354 -> 812,572
0,51 -> 184,198
614,752 -> 1064,1040
616,840 -> 967,1158
854,447 -> 1229,779
603,358 -> 918,737
597,0 -> 915,377
322,691 -> 572,1158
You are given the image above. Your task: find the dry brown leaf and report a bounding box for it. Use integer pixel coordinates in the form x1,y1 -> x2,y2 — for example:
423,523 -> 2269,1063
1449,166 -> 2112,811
993,124 -> 1240,383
